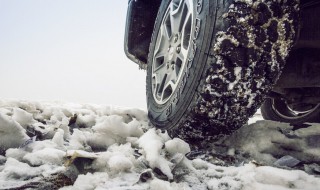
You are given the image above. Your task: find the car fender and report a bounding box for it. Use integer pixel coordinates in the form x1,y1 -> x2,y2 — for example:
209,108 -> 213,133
124,0 -> 162,69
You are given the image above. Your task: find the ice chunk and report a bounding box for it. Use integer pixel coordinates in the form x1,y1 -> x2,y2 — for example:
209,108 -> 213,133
165,138 -> 190,156
66,150 -> 99,159
88,115 -> 144,149
0,157 -> 64,180
192,159 -> 209,170
52,128 -> 65,147
93,115 -> 143,138
5,148 -> 28,161
12,108 -> 34,128
68,129 -> 89,150
108,154 -> 133,173
0,113 -> 29,150
76,114 -> 96,128
138,129 -> 173,180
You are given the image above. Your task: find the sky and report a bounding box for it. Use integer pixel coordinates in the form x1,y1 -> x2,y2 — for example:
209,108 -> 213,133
0,0 -> 147,109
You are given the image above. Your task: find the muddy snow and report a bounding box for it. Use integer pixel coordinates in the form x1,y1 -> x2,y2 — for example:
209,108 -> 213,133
0,100 -> 319,190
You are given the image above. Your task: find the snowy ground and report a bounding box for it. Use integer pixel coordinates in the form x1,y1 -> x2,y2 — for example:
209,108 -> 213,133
0,100 -> 319,190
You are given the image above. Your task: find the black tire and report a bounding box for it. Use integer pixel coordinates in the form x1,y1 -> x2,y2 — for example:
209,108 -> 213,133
261,98 -> 320,124
146,0 -> 300,147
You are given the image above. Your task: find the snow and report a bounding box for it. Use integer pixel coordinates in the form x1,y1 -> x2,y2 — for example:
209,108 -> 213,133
0,113 -> 29,151
228,67 -> 242,91
12,108 -> 35,128
165,138 -> 190,156
0,157 -> 65,187
216,120 -> 320,165
108,154 -> 133,172
138,129 -> 174,180
150,178 -> 172,190
60,172 -> 109,190
23,147 -> 65,166
0,100 -> 319,189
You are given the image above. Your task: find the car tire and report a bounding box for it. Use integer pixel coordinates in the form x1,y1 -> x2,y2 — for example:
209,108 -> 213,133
146,0 -> 299,147
261,98 -> 320,124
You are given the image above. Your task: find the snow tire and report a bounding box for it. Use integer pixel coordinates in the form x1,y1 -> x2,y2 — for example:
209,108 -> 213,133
146,0 -> 300,148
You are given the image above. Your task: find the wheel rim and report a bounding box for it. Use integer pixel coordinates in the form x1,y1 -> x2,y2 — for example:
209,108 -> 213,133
272,99 -> 320,119
152,0 -> 193,105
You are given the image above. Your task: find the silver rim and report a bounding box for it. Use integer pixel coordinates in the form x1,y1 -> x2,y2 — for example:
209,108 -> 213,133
272,99 -> 320,119
152,0 -> 193,105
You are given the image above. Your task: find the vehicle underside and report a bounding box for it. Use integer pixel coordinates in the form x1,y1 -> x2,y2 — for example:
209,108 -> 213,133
267,1 -> 320,122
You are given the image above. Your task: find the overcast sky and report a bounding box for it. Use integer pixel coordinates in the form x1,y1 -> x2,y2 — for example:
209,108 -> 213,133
0,0 -> 147,109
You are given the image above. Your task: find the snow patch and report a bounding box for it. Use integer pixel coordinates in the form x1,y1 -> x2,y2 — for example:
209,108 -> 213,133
0,100 -> 319,189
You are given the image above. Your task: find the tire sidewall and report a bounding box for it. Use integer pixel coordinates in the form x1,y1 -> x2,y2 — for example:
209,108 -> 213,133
147,0 -> 216,128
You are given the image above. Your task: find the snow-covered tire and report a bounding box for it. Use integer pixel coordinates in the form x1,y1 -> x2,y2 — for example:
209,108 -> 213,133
146,0 -> 299,147
261,98 -> 320,124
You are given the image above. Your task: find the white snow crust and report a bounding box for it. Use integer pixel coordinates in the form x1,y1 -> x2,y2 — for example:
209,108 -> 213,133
0,100 -> 319,189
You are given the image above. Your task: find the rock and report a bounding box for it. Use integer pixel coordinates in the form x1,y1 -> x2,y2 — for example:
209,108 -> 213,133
137,169 -> 154,183
19,136 -> 37,148
306,135 -> 320,148
64,150 -> 99,173
0,155 -> 6,164
185,150 -> 207,160
274,155 -> 300,168
304,163 -> 320,175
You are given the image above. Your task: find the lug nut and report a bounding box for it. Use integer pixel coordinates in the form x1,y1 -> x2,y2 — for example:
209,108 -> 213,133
174,35 -> 178,43
176,46 -> 181,53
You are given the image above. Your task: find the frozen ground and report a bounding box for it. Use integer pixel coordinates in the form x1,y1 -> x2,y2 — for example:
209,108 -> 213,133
0,100 -> 319,190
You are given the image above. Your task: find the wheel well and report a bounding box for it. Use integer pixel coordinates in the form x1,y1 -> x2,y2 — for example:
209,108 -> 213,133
274,0 -> 320,88
274,48 -> 320,89
124,0 -> 162,67
272,47 -> 320,105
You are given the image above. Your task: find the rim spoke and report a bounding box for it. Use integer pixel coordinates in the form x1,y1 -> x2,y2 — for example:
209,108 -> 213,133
181,44 -> 188,55
162,18 -> 171,41
152,66 -> 167,98
170,0 -> 185,34
178,49 -> 186,61
174,55 -> 184,77
154,69 -> 177,102
181,13 -> 192,50
153,63 -> 167,80
183,0 -> 193,15
154,26 -> 170,57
